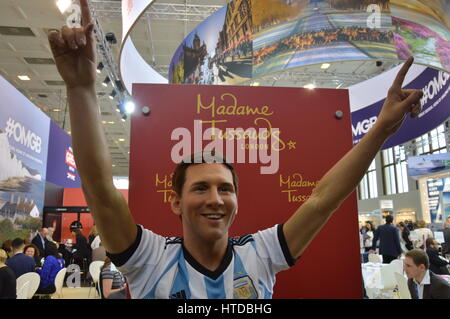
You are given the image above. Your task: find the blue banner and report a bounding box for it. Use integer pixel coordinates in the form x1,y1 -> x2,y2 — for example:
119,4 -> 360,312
46,121 -> 81,188
352,67 -> 450,149
0,76 -> 50,240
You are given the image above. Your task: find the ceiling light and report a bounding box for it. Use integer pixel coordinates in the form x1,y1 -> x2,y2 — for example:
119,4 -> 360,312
118,138 -> 125,142
56,0 -> 72,14
108,121 -> 115,124
121,114 -> 127,122
124,101 -> 135,114
109,90 -> 117,100
102,76 -> 110,87
96,62 -> 104,74
304,83 -> 316,90
18,75 -> 30,81
321,63 -> 331,70
252,82 -> 260,86
53,108 -> 61,112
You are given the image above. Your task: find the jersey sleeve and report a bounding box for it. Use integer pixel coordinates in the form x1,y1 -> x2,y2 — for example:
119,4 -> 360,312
106,225 -> 168,297
252,224 -> 298,276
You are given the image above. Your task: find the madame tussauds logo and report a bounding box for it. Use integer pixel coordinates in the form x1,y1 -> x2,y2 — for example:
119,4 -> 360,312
171,120 -> 280,175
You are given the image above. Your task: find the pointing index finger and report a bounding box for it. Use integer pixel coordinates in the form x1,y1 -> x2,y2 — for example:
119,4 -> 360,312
79,0 -> 92,26
392,56 -> 414,90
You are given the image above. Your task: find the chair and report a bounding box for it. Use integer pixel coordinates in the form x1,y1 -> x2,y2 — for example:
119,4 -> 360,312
16,281 -> 29,299
390,259 -> 404,276
380,264 -> 397,291
16,272 -> 40,299
394,272 -> 411,299
368,254 -> 382,264
88,261 -> 104,298
34,268 -> 67,299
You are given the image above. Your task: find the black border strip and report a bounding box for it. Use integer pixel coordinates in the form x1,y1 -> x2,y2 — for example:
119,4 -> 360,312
106,224 -> 142,267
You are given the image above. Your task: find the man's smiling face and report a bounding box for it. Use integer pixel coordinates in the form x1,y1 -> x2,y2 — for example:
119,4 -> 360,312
171,163 -> 238,243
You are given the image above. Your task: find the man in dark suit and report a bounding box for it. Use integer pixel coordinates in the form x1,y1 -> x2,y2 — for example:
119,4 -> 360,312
5,238 -> 36,278
404,249 -> 450,299
31,228 -> 49,258
370,215 -> 402,263
425,238 -> 449,275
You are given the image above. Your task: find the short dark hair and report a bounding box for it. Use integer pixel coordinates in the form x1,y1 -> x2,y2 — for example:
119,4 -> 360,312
385,215 -> 393,224
172,152 -> 239,196
11,238 -> 25,250
44,241 -> 58,258
425,237 -> 436,248
405,249 -> 429,269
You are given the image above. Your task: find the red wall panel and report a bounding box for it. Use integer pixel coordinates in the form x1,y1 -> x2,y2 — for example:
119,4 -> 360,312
129,84 -> 362,298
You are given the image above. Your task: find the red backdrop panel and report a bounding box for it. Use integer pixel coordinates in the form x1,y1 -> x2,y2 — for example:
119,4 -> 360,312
130,84 -> 362,298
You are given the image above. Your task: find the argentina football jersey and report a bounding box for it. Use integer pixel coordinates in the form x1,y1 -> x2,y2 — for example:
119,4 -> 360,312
107,224 -> 297,299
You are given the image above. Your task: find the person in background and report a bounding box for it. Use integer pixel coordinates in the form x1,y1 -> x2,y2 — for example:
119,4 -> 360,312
5,238 -> 36,278
425,238 -> 449,275
398,222 -> 413,252
404,249 -> 450,299
71,225 -> 92,266
91,242 -> 107,262
370,215 -> 402,263
443,222 -> 450,256
88,225 -> 99,246
35,241 -> 65,295
363,221 -> 375,252
0,249 -> 16,299
31,228 -> 49,258
23,244 -> 42,268
100,257 -> 127,299
1,240 -> 13,258
46,227 -> 55,242
414,220 -> 433,249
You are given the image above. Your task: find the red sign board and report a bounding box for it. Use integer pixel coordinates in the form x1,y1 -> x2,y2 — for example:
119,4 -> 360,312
130,84 -> 362,298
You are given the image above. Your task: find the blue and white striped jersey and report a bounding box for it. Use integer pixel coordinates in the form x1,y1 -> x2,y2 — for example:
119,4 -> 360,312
107,224 -> 296,299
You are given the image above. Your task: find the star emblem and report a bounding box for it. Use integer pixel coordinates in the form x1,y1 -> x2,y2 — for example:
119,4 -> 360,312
287,141 -> 296,150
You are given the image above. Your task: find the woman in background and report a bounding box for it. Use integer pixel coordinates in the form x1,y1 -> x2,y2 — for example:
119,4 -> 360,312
363,221 -> 375,252
415,220 -> 434,249
24,243 -> 42,268
36,241 -> 65,295
0,249 -> 16,299
100,257 -> 127,299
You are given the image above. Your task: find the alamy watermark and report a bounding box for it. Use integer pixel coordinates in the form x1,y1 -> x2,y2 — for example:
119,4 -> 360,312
171,120 -> 280,175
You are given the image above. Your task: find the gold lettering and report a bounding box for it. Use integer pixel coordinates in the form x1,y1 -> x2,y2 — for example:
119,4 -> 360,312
155,173 -> 172,188
217,105 -> 226,116
279,174 -> 290,188
197,94 -> 215,117
157,190 -> 173,203
281,189 -> 311,203
279,173 -> 318,189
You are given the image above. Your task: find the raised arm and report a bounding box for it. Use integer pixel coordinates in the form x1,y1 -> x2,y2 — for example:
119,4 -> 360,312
283,57 -> 423,259
47,0 -> 136,254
